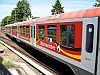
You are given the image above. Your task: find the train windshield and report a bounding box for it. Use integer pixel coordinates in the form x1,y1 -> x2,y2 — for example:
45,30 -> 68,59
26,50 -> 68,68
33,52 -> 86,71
60,25 -> 75,48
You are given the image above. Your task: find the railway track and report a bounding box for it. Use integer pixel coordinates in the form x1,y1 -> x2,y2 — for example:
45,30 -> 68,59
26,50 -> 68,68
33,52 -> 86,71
0,31 -> 76,75
0,32 -> 59,75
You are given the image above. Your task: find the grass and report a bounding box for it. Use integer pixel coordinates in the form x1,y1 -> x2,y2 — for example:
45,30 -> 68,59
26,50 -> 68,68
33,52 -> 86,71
0,56 -> 3,62
2,58 -> 14,69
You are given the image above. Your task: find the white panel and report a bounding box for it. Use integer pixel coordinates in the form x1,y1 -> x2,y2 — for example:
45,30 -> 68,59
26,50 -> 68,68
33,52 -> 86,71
36,18 -> 83,24
97,22 -> 100,75
82,17 -> 98,73
37,45 -> 82,68
97,49 -> 100,75
32,23 -> 36,46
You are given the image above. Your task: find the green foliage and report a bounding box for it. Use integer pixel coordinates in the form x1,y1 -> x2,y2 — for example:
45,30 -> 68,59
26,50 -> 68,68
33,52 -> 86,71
93,0 -> 100,7
0,0 -> 32,27
51,0 -> 64,15
20,27 -> 23,34
32,17 -> 40,19
39,30 -> 44,40
11,0 -> 32,22
26,27 -> 29,33
11,8 -> 19,23
3,59 -> 14,69
1,16 -> 12,27
0,56 -> 3,62
97,0 -> 100,3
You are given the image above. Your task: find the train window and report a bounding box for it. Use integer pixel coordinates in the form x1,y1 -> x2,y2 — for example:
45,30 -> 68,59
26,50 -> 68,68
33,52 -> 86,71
60,25 -> 66,45
20,26 -> 23,35
12,26 -> 17,32
9,27 -> 11,34
23,26 -> 26,35
60,25 -> 75,48
31,26 -> 32,38
8,27 -> 11,34
26,26 -> 29,33
86,24 -> 94,53
26,26 -> 30,37
47,25 -> 56,43
38,26 -> 44,40
34,26 -> 35,38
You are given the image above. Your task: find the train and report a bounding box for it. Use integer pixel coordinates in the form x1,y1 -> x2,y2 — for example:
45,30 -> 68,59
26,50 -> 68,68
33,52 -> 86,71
5,8 -> 100,75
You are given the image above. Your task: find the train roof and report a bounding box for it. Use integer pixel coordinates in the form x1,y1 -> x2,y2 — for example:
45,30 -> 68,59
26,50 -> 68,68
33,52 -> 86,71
5,8 -> 100,27
5,24 -> 15,27
33,16 -> 51,22
30,8 -> 100,22
49,7 -> 100,20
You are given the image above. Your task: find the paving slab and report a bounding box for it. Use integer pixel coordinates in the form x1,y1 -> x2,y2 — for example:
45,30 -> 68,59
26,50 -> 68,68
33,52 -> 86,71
13,62 -> 38,75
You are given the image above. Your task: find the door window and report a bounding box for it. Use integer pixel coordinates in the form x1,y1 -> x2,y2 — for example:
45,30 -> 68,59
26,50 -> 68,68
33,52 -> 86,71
86,24 -> 94,53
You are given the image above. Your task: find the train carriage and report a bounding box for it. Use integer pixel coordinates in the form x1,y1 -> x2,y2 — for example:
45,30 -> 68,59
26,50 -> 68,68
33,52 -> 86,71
5,24 -> 12,34
18,23 -> 31,42
36,21 -> 82,62
5,8 -> 100,75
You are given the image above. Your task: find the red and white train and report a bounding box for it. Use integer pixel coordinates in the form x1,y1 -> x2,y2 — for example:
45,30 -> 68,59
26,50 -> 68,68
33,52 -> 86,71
5,8 -> 100,75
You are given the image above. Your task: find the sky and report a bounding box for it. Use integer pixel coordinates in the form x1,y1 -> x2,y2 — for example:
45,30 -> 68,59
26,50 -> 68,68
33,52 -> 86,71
0,0 -> 96,21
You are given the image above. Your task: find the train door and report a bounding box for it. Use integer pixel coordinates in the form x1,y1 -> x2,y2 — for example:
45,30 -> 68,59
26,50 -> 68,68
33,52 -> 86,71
32,23 -> 36,46
82,17 -> 98,74
30,25 -> 32,44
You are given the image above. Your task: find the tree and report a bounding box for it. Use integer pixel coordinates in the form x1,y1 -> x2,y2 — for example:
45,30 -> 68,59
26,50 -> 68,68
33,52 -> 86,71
11,0 -> 32,22
1,16 -> 12,27
0,0 -> 32,28
93,0 -> 100,7
32,16 -> 40,19
11,8 -> 19,23
51,0 -> 64,15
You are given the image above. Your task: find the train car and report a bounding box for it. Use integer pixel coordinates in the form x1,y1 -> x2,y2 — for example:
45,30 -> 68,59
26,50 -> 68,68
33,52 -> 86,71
5,8 -> 100,75
5,24 -> 13,35
18,21 -> 31,42
5,21 -> 33,44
